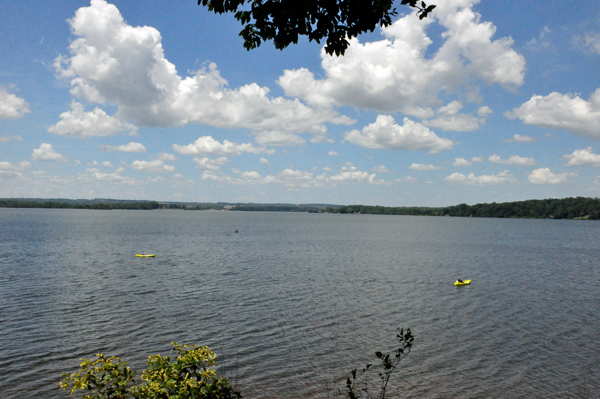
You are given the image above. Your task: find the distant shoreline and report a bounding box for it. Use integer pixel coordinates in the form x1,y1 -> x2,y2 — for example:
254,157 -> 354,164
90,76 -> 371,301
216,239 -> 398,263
2,197 -> 600,220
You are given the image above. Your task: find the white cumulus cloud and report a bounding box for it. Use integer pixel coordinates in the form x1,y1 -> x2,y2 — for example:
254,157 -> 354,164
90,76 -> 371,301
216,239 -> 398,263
200,167 -> 394,188
260,157 -> 270,165
48,102 -> 137,138
372,165 -> 390,173
0,161 -> 31,171
79,166 -> 140,185
0,135 -> 24,143
31,143 -> 68,163
173,136 -> 274,156
410,163 -> 445,171
193,157 -> 229,171
528,168 -> 574,185
202,168 -> 316,189
130,159 -> 175,173
241,171 -> 261,179
0,86 -> 30,119
157,152 -> 178,161
262,169 -> 316,189
330,166 -> 376,183
54,0 -> 351,145
453,157 -> 472,166
504,134 -> 537,143
507,89 -> 600,138
562,147 -> 600,167
345,115 -> 453,153
444,170 -> 515,185
101,142 -> 146,152
488,154 -> 536,166
423,102 -> 492,132
278,0 -> 524,116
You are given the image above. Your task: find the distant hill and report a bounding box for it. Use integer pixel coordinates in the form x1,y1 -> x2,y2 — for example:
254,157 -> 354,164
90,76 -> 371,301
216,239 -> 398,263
0,198 -> 340,212
0,198 -> 160,210
3,197 -> 600,219
324,197 -> 600,220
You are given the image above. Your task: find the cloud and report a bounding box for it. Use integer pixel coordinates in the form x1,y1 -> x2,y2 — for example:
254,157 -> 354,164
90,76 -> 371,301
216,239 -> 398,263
444,170 -> 515,185
173,135 -> 274,156
260,157 -> 270,165
562,147 -> 600,167
192,157 -> 229,171
253,130 -> 307,146
410,163 -> 445,171
101,142 -> 146,152
488,154 -> 536,166
575,32 -> 600,55
157,152 -> 178,161
506,89 -> 600,138
31,143 -> 68,163
396,176 -> 417,183
452,156 -> 485,166
0,86 -> 30,119
345,115 -> 453,153
48,102 -> 137,138
102,161 -> 113,168
54,0 -> 351,144
0,135 -> 23,143
263,169 -> 315,189
422,102 -> 492,132
200,166 -> 390,188
0,170 -> 23,180
372,165 -> 390,173
202,168 -> 316,189
504,134 -> 537,143
79,166 -> 140,185
130,159 -> 175,173
453,157 -> 472,166
526,26 -> 552,51
328,151 -> 339,156
330,166 -> 376,184
278,0 -> 524,115
0,161 -> 31,171
528,168 -> 574,185
241,171 -> 261,179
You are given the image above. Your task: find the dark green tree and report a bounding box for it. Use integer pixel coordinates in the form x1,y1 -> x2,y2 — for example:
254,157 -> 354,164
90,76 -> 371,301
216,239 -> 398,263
198,0 -> 436,56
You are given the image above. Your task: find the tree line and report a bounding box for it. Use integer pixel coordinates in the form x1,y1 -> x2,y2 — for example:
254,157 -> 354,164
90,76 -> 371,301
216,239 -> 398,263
0,199 -> 334,212
322,197 -> 600,220
0,199 -> 160,210
4,197 -> 600,219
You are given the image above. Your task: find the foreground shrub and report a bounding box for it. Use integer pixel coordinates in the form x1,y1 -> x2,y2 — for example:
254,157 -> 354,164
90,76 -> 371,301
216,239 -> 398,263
343,328 -> 414,399
59,343 -> 241,399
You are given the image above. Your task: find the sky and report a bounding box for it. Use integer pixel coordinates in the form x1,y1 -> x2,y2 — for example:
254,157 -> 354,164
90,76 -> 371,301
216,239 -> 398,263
1,0 -> 600,206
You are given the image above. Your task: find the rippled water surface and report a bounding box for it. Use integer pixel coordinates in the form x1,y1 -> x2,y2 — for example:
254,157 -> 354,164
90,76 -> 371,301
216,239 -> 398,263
1,209 -> 600,398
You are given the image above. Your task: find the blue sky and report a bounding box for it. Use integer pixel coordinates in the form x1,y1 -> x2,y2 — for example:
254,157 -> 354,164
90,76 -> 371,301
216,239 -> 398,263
1,0 -> 600,206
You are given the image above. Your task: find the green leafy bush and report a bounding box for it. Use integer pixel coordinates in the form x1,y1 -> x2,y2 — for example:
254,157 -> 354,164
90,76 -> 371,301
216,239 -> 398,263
59,343 -> 241,399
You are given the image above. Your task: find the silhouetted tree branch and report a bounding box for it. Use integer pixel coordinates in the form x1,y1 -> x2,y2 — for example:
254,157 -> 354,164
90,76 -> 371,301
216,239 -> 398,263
198,0 -> 435,56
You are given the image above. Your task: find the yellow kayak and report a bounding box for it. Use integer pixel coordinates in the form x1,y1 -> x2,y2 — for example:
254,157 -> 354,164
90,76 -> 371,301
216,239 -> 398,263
454,280 -> 471,286
136,254 -> 155,257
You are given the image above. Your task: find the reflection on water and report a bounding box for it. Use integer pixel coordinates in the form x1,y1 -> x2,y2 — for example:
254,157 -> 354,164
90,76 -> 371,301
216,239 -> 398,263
1,209 -> 599,398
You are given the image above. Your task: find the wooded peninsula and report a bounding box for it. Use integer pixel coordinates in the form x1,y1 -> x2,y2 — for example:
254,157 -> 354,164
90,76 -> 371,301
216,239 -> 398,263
2,197 -> 600,220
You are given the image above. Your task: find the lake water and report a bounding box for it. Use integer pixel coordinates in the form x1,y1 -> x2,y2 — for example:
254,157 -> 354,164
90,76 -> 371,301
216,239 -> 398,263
1,208 -> 599,398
